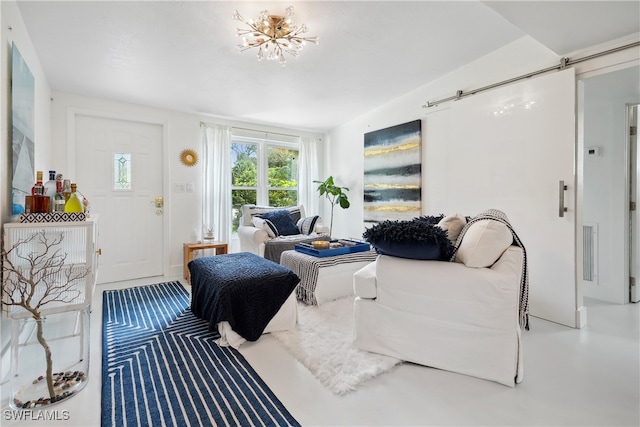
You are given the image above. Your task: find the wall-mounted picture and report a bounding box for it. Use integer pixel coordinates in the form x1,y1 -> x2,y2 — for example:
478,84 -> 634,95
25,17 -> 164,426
364,119 -> 422,224
11,42 -> 35,215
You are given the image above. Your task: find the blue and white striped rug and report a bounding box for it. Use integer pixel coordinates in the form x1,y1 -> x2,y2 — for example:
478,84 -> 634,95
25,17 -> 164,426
102,281 -> 300,427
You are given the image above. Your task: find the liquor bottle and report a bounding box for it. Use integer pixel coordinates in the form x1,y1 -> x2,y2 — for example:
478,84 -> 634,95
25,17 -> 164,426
53,175 -> 66,212
30,193 -> 49,213
43,170 -> 56,212
62,179 -> 72,202
64,183 -> 84,213
30,171 -> 49,213
32,171 -> 44,195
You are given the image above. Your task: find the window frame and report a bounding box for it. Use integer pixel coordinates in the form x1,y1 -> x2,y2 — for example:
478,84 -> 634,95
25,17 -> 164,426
231,135 -> 300,231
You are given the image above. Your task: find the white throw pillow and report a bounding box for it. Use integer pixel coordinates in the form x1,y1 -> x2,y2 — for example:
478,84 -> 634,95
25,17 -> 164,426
252,216 -> 277,238
297,215 -> 320,235
242,205 -> 269,226
455,220 -> 512,268
437,213 -> 467,242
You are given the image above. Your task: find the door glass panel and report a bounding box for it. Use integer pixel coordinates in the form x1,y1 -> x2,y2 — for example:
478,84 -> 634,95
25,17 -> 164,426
113,153 -> 132,190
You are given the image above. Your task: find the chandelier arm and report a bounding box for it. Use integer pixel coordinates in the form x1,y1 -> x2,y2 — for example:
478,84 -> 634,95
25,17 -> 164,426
283,49 -> 300,58
236,29 -> 256,37
238,44 -> 265,52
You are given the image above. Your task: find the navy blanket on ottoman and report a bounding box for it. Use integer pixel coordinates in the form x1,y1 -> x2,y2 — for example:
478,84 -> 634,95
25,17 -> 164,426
189,252 -> 300,341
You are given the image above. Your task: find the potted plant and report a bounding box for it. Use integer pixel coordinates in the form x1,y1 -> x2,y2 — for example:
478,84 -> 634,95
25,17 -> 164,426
314,176 -> 350,236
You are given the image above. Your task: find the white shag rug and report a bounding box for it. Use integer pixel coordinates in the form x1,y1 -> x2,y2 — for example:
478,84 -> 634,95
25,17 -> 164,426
270,297 -> 401,395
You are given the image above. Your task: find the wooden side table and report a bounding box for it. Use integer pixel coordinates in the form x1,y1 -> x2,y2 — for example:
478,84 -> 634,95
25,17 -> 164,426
183,241 -> 228,282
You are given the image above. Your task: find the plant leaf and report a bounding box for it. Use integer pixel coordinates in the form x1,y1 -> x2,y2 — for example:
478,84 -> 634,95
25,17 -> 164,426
337,194 -> 350,209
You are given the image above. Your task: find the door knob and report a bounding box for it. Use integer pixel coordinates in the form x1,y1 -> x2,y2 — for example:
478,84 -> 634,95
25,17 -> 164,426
154,196 -> 163,208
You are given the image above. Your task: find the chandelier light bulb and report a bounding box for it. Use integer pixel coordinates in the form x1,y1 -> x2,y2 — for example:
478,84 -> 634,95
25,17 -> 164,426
234,5 -> 318,65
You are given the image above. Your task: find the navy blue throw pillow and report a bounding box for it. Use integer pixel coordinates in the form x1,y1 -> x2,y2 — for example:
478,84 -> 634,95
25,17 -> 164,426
259,210 -> 300,236
372,239 -> 442,260
362,215 -> 454,260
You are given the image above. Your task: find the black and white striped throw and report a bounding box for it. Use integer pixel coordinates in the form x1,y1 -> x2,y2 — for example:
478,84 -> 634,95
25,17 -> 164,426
284,250 -> 379,305
450,209 -> 530,330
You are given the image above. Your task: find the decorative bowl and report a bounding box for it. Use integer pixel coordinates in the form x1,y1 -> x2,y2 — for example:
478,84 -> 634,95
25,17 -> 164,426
312,240 -> 330,250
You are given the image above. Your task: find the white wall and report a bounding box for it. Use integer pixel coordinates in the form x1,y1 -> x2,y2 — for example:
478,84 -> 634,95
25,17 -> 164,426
1,0 -> 52,389
49,91 -> 324,278
325,36 -> 560,238
582,66 -> 640,303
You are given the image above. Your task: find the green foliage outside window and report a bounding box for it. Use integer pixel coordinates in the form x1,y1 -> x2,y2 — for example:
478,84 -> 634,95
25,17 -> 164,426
231,143 -> 258,187
269,190 -> 298,207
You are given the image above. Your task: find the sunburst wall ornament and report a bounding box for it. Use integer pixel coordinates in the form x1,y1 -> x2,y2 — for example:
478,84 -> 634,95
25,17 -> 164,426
180,149 -> 198,167
233,6 -> 318,65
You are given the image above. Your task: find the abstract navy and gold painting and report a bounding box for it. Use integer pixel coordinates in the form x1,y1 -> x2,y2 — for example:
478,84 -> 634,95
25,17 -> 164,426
364,120 -> 422,224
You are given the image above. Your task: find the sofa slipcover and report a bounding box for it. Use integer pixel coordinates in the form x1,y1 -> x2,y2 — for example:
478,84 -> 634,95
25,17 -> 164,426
353,245 -> 525,386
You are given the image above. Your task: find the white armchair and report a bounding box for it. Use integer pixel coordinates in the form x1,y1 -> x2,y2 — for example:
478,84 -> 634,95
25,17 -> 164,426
237,223 -> 269,256
354,211 -> 528,387
238,204 -> 329,260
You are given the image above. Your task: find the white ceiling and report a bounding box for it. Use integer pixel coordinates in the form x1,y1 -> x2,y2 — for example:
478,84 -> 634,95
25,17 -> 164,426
15,1 -> 640,132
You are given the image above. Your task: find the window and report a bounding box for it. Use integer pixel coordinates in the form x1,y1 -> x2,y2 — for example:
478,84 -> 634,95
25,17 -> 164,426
231,136 -> 299,232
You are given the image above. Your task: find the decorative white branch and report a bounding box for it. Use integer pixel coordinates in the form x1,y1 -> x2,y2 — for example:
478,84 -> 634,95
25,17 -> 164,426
1,229 -> 90,401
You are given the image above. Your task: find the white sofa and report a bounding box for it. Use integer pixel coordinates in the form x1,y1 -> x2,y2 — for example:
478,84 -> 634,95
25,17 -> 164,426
238,204 -> 329,258
354,212 -> 527,387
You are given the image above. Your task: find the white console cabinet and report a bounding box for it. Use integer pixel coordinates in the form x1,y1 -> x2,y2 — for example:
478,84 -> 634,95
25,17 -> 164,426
3,216 -> 99,317
2,216 -> 99,409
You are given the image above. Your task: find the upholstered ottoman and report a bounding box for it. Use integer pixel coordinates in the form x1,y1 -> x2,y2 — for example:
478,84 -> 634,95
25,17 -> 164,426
280,249 -> 378,305
189,252 -> 299,347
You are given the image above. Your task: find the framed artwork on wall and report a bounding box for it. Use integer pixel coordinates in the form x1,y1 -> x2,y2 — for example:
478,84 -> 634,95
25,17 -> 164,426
363,119 -> 422,225
11,42 -> 35,216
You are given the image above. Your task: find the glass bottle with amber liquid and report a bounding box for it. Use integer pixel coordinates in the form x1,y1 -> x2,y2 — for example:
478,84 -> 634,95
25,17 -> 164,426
29,171 -> 50,213
64,183 -> 84,213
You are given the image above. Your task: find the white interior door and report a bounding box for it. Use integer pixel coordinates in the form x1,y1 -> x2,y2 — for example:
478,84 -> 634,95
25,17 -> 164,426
75,115 -> 164,284
630,105 -> 639,303
427,69 -> 577,327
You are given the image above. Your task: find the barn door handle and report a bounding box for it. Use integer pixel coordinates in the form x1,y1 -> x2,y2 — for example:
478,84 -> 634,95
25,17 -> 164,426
559,180 -> 568,217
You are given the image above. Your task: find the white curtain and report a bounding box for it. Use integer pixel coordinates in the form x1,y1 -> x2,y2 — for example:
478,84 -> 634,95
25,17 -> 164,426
299,136 -> 321,216
202,123 -> 231,244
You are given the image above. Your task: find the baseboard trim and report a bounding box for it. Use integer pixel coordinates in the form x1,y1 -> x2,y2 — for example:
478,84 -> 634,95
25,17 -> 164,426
576,305 -> 588,328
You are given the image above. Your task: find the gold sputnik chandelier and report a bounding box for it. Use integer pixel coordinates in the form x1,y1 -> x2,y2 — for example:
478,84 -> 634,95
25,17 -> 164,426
233,6 -> 318,65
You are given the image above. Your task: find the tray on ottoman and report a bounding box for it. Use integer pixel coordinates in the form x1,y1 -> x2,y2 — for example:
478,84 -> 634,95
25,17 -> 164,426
295,239 -> 371,257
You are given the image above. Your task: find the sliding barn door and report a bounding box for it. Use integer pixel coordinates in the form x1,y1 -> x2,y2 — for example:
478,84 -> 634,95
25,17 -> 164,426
426,69 -> 577,327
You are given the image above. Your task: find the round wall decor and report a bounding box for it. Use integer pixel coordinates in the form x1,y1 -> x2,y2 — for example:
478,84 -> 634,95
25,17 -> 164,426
180,149 -> 198,166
